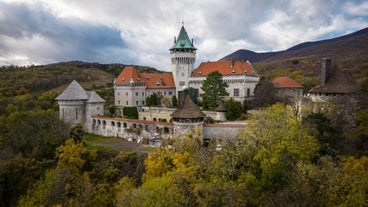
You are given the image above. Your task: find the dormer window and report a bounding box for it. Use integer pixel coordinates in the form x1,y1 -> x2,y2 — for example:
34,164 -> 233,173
156,81 -> 160,86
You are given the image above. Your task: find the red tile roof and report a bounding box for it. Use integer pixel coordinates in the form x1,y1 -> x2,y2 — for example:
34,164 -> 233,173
116,66 -> 175,89
192,60 -> 258,76
272,77 -> 303,88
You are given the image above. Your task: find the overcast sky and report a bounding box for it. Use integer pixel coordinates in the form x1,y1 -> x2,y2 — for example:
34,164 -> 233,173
0,0 -> 367,71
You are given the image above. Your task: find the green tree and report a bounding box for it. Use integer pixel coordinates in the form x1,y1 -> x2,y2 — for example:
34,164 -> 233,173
18,139 -> 97,207
224,98 -> 243,121
171,95 -> 178,107
4,109 -> 69,159
146,93 -> 158,106
184,87 -> 198,104
200,71 -> 229,109
70,123 -> 84,143
351,107 -> 368,155
302,112 -> 338,156
108,105 -> 117,117
252,78 -> 278,108
123,106 -> 138,119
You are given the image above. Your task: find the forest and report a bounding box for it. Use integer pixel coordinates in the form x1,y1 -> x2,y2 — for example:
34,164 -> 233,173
0,62 -> 368,206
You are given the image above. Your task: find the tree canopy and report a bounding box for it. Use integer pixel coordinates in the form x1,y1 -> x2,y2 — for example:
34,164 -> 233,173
200,71 -> 229,109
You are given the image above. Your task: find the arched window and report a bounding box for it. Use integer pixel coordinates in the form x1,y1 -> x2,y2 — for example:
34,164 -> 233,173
123,123 -> 127,128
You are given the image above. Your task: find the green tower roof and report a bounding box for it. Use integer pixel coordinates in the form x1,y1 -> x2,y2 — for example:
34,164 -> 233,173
170,26 -> 197,50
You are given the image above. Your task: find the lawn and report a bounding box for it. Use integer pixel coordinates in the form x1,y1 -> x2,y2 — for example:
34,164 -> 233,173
83,133 -> 153,153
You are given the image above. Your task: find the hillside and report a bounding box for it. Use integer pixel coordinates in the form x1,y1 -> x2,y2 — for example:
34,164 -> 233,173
221,27 -> 368,88
0,61 -> 159,97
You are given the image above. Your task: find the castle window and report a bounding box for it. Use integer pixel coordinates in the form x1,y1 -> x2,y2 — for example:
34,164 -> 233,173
75,108 -> 78,120
181,72 -> 185,77
169,91 -> 172,95
118,92 -> 120,96
179,81 -> 185,86
142,92 -> 145,96
111,121 -> 115,126
126,92 -> 128,96
136,101 -> 138,105
233,88 -> 239,97
136,92 -> 138,96
142,100 -> 145,105
247,88 -> 250,97
126,101 -> 128,105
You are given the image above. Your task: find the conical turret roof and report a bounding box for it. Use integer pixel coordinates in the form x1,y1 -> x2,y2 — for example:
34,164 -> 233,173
170,25 -> 197,50
171,96 -> 206,119
55,80 -> 88,100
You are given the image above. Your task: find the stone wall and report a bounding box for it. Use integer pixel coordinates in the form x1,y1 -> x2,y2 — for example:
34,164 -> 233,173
89,116 -> 173,143
203,123 -> 245,140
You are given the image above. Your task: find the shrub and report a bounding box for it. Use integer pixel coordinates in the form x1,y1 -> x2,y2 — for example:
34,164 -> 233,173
123,107 -> 138,119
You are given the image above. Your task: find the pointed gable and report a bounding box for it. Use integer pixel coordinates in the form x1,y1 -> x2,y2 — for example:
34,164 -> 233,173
170,26 -> 197,50
309,65 -> 360,94
115,66 -> 175,89
192,60 -> 258,77
55,80 -> 88,100
116,66 -> 140,84
272,77 -> 303,88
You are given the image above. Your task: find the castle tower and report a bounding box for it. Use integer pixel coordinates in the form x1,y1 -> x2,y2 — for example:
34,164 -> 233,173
55,80 -> 105,131
171,91 -> 206,137
170,23 -> 197,94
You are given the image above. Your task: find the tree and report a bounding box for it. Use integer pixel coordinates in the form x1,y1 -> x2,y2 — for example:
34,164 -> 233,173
70,123 -> 84,143
171,95 -> 178,108
224,98 -> 243,121
108,105 -> 117,117
146,93 -> 158,106
302,112 -> 338,156
123,107 -> 138,119
200,71 -> 229,109
184,87 -> 198,104
351,107 -> 368,155
252,78 -> 278,108
18,139 -> 97,207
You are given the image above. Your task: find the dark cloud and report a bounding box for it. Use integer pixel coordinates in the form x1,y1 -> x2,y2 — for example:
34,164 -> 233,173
0,2 -> 128,65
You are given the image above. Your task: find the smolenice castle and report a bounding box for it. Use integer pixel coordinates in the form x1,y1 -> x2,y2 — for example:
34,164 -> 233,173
56,25 -> 360,145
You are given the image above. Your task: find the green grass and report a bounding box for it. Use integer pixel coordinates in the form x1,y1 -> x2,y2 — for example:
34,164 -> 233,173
82,133 -> 153,153
83,133 -> 124,152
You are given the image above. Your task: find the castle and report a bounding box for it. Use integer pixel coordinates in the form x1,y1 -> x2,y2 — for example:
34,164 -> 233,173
114,25 -> 259,108
56,25 -> 250,144
56,25 -> 360,144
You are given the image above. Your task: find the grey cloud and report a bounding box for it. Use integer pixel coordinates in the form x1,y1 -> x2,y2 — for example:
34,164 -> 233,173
0,2 -> 130,65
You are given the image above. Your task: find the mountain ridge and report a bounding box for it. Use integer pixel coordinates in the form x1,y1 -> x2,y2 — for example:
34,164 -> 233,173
220,27 -> 368,65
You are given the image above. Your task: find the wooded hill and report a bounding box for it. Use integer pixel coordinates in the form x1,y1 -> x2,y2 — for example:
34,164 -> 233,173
0,61 -> 159,97
221,27 -> 368,90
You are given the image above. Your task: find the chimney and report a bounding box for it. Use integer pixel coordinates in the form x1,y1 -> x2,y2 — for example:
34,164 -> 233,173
174,36 -> 177,44
321,58 -> 331,86
178,90 -> 185,109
